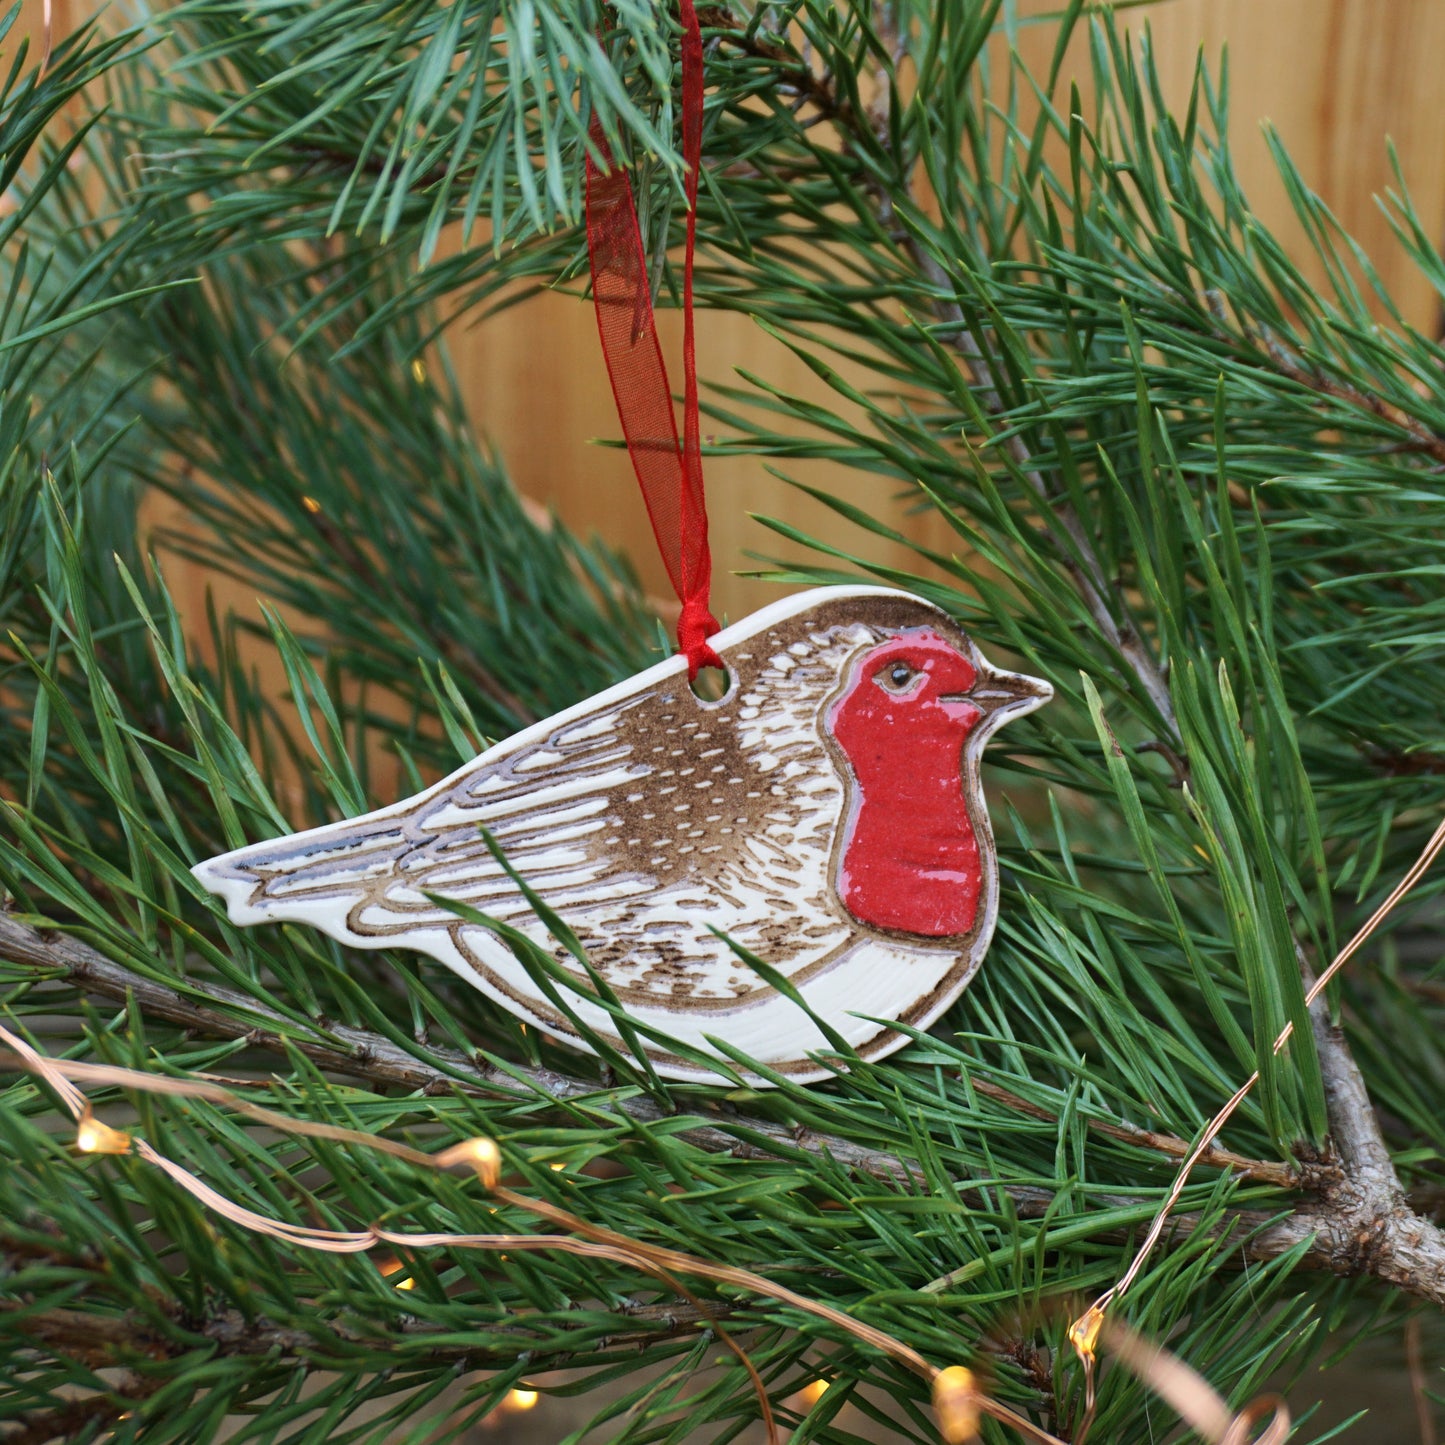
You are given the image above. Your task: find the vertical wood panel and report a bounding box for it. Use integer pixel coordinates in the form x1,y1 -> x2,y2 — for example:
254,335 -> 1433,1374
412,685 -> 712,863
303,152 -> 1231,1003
1126,0 -> 1445,331
459,1 -> 1445,620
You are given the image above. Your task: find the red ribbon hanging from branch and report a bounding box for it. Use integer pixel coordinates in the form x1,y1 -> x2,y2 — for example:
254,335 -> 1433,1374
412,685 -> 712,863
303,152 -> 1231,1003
585,0 -> 722,680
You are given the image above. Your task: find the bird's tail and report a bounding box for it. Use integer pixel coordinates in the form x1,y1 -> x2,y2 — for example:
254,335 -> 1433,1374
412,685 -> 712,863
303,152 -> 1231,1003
191,811 -> 413,930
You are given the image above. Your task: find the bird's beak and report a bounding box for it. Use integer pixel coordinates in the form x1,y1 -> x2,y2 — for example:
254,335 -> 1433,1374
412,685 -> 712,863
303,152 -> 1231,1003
946,668 -> 1052,733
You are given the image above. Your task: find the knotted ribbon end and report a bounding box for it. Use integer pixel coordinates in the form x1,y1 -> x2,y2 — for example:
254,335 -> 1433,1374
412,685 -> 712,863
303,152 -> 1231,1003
678,597 -> 724,681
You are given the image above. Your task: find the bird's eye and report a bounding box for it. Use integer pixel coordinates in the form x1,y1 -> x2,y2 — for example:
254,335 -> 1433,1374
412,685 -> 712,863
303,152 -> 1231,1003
875,660 -> 921,695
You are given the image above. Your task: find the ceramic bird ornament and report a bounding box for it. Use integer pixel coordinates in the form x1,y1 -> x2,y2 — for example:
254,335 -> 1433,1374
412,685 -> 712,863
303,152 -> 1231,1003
194,588 -> 1050,1083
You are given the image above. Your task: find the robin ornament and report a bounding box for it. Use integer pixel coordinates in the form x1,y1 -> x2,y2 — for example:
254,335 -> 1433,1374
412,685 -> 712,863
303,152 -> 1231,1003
193,588 -> 1050,1082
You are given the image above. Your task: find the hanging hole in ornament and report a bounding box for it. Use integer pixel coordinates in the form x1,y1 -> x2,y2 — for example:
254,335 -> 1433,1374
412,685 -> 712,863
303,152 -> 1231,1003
690,665 -> 733,704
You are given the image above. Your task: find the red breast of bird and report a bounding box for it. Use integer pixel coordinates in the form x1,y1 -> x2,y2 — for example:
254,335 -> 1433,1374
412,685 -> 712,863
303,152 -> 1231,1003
192,587 -> 1051,1083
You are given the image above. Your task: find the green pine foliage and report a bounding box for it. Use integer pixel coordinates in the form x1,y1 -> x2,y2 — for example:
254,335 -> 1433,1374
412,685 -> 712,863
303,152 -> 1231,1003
3,2 -> 1444,1441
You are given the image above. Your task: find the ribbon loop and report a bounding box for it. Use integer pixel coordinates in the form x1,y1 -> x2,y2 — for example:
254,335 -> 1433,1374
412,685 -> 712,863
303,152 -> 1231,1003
585,0 -> 721,680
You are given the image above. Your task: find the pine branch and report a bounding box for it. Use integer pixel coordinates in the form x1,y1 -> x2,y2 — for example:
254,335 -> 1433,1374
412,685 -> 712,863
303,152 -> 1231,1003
9,7 -> 1445,1436
967,1076 -> 1310,1191
920,1177 -> 1445,1309
0,1296 -> 728,1380
903,245 -> 1180,736
719,25 -> 1180,737
291,500 -> 536,725
23,910 -> 1445,1310
0,910 -> 1050,1205
0,910 -> 1313,1200
1248,323 -> 1445,468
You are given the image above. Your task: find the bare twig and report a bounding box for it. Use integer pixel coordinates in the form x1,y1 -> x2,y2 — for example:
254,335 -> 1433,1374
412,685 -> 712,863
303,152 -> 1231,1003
1364,746 -> 1445,780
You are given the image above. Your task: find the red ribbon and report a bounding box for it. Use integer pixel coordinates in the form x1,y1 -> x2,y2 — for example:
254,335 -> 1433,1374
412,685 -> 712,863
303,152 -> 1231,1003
585,0 -> 722,680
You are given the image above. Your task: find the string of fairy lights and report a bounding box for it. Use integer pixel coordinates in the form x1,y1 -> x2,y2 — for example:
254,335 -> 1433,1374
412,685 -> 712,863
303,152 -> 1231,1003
0,1014 -> 1298,1445
42,804 -> 1439,1445
21,587 -> 1444,1445
1,1020 -> 993,1444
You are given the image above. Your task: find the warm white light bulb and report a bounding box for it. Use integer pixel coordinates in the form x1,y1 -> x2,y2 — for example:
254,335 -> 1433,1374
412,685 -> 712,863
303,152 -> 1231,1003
932,1365 -> 980,1445
75,1110 -> 131,1156
1068,1305 -> 1105,1364
376,1257 -> 415,1290
436,1135 -> 501,1188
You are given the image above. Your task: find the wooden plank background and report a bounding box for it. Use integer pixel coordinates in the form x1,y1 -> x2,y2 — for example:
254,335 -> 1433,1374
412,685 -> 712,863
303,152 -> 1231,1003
448,0 -> 1445,620
20,1 -> 1445,623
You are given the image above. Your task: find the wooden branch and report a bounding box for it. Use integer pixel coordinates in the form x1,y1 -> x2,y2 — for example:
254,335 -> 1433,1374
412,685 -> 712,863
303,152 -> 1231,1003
1,1297 -> 724,1367
0,1376 -> 155,1445
0,912 -> 1048,1210
0,912 -> 1300,1198
1302,998 -> 1445,1304
1134,974 -> 1445,1309
12,913 -> 1445,1306
0,1295 -> 730,1440
1365,746 -> 1445,778
1253,330 -> 1445,468
968,1076 -> 1315,1191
